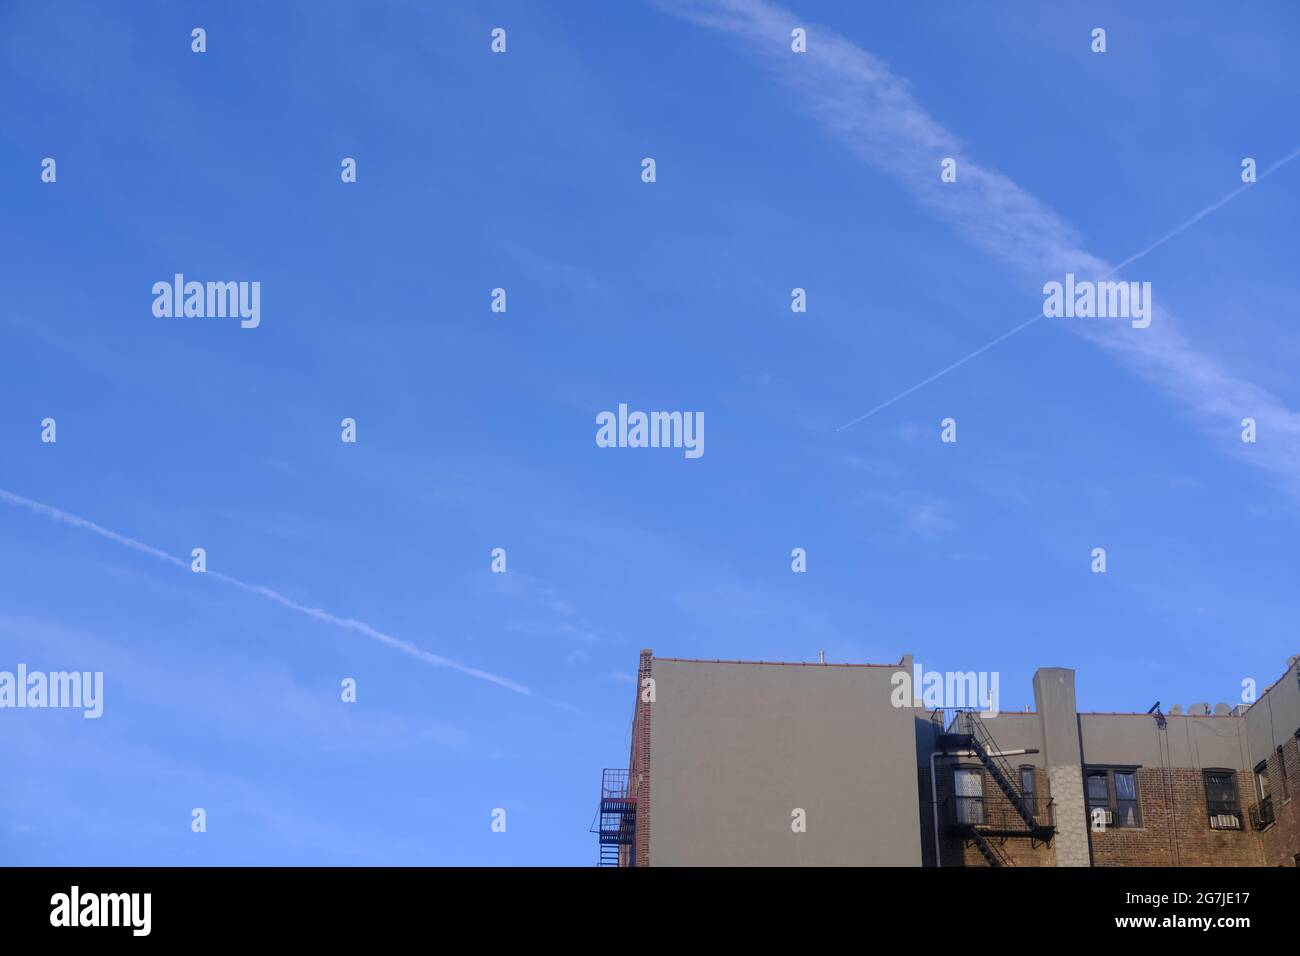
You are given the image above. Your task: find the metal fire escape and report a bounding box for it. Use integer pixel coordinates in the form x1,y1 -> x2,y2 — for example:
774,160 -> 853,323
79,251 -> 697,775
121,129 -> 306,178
591,768 -> 636,866
935,709 -> 1056,866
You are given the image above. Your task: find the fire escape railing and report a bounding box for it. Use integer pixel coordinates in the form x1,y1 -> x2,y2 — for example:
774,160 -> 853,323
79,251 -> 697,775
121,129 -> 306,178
934,709 -> 1057,865
941,794 -> 1055,835
946,709 -> 1056,840
591,768 -> 636,866
1250,796 -> 1275,831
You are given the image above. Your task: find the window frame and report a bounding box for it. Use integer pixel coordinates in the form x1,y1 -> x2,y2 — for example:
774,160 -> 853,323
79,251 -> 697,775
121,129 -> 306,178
1083,766 -> 1143,828
1254,760 -> 1271,803
1018,764 -> 1037,815
1277,746 -> 1290,802
1019,765 -> 1036,796
1203,769 -> 1241,829
953,766 -> 985,825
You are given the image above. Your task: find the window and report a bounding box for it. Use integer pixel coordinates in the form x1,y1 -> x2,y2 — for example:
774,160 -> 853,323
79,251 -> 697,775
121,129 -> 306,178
1252,761 -> 1275,830
1084,767 -> 1142,828
1085,770 -> 1110,811
1114,771 -> 1139,826
1018,765 -> 1037,815
1204,770 -> 1241,829
954,768 -> 984,825
1254,761 -> 1271,803
1277,747 -> 1289,802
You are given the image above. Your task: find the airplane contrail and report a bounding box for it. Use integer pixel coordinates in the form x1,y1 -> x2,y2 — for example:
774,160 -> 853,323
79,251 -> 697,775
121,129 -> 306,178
658,0 -> 1300,498
0,488 -> 532,696
835,148 -> 1300,431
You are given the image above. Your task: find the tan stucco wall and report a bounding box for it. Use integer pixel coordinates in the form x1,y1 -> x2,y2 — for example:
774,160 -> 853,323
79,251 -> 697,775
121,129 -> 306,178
647,659 -> 923,866
1080,714 -> 1250,771
1244,659 -> 1300,767
968,712 -> 1048,766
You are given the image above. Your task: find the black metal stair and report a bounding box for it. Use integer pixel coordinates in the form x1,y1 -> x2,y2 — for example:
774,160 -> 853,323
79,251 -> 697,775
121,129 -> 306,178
956,712 -> 1055,837
969,828 -> 1012,867
935,709 -> 1056,866
591,768 -> 636,866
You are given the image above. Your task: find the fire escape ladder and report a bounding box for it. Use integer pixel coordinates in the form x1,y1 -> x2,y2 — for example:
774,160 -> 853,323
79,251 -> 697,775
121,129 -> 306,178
963,713 -> 1038,831
951,710 -> 1056,841
591,768 -> 636,866
969,828 -> 1012,867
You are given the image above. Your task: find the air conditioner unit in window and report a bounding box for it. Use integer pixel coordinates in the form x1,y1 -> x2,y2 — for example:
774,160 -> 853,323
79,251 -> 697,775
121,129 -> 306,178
1090,808 -> 1114,827
1211,813 -> 1241,830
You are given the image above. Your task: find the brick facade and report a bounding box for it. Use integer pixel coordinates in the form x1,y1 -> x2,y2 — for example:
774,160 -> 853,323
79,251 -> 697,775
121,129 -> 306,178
1255,731 -> 1300,867
940,764 -> 1056,867
630,649 -> 652,867
1087,768 -> 1260,866
929,752 -> 1300,867
615,654 -> 1300,867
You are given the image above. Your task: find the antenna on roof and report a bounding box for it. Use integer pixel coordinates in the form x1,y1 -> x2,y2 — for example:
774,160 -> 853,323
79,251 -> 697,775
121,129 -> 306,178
1146,701 -> 1166,729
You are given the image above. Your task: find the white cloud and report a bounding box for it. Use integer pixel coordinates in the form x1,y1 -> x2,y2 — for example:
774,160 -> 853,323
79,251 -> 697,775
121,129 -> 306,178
659,0 -> 1300,497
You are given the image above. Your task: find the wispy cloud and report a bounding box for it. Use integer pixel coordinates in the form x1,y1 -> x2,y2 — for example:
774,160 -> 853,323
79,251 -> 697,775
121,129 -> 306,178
658,0 -> 1300,497
0,489 -> 532,696
859,488 -> 956,537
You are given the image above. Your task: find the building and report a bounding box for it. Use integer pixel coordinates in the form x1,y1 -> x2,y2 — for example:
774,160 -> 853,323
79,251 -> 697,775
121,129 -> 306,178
594,650 -> 1300,867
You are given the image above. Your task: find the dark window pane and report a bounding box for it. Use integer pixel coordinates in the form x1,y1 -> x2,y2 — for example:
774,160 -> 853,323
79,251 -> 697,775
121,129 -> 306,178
1205,770 -> 1239,826
1115,772 -> 1137,800
1020,768 -> 1035,794
1207,771 -> 1234,801
1086,772 -> 1109,802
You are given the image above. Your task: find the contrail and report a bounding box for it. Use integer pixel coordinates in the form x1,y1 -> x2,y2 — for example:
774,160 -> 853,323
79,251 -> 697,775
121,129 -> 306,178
0,488 -> 532,696
836,148 -> 1300,431
658,0 -> 1300,495
1107,146 -> 1300,275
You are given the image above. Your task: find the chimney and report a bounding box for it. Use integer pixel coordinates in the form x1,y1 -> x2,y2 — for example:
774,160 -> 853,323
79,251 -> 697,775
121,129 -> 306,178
1032,668 -> 1089,867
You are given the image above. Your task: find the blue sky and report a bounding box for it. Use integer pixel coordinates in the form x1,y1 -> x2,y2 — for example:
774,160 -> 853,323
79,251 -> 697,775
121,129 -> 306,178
2,0 -> 1298,865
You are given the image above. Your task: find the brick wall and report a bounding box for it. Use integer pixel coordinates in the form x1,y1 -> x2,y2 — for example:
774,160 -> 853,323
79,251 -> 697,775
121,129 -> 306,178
928,762 -> 1055,867
1087,768 -> 1261,866
630,650 -> 652,867
924,761 -> 1291,867
1253,732 -> 1300,867
963,765 -> 1055,867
